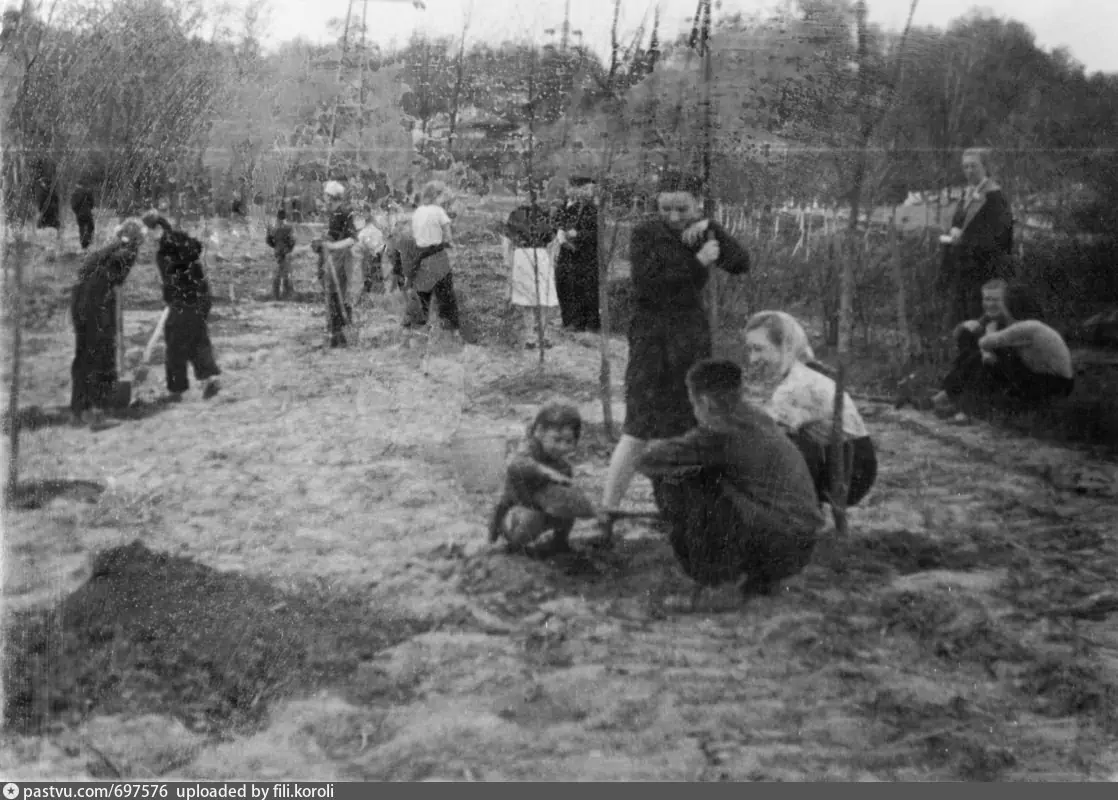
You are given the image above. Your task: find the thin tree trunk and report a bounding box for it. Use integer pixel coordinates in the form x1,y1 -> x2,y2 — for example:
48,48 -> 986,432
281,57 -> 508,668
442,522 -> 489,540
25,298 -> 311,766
699,0 -> 717,340
597,195 -> 615,438
447,3 -> 472,159
326,0 -> 356,171
525,50 -> 545,366
890,207 -> 911,364
357,0 -> 369,164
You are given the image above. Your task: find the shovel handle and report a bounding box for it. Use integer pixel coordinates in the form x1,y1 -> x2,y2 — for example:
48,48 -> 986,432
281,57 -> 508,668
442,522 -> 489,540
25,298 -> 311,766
115,286 -> 125,373
600,508 -> 661,521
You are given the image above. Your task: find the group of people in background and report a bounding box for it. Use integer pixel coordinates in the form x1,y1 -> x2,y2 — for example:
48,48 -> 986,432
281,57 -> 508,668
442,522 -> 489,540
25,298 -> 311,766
489,149 -> 1077,607
65,145 -> 1078,605
503,175 -> 601,348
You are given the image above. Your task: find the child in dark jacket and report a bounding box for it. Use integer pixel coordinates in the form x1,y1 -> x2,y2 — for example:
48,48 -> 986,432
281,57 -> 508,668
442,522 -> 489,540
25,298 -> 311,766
265,209 -> 296,300
489,403 -> 596,557
636,359 -> 825,608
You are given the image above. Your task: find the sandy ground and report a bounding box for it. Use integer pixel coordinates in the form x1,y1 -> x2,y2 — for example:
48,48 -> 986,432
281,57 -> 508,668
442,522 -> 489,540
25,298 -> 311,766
3,220 -> 1118,781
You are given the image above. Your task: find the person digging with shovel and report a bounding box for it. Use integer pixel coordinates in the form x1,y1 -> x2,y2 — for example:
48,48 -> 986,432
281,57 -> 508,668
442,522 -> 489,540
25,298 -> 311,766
69,218 -> 146,431
318,180 -> 359,348
141,211 -> 221,402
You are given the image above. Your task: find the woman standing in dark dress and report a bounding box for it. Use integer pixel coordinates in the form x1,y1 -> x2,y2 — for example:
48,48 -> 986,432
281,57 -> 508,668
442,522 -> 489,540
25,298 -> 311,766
70,219 -> 145,429
939,147 -> 1015,324
596,169 -> 751,544
553,176 -> 601,332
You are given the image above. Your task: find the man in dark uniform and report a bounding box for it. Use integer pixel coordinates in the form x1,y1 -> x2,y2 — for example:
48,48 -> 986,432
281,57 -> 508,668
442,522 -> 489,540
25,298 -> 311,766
71,185 -> 96,250
554,175 -> 601,332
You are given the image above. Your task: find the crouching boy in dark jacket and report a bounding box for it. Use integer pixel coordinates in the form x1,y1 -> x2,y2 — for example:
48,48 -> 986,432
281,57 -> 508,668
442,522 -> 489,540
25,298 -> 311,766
636,359 -> 825,608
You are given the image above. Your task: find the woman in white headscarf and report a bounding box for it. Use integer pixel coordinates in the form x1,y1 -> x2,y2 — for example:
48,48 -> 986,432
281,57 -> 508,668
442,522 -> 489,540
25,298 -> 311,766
743,310 -> 877,508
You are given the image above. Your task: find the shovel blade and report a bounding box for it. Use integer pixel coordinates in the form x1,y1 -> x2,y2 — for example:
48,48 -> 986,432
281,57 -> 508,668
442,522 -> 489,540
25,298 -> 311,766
110,380 -> 133,410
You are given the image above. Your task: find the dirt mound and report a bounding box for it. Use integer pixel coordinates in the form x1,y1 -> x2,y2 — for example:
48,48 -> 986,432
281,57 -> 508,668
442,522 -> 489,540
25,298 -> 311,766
4,541 -> 428,735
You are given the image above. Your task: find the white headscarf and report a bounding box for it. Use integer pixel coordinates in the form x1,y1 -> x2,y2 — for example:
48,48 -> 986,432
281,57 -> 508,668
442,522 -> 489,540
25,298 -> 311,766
745,310 -> 816,382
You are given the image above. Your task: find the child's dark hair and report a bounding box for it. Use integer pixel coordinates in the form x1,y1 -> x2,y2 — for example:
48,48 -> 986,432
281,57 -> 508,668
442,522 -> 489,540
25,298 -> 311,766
529,402 -> 582,441
276,209 -> 286,221
686,359 -> 743,408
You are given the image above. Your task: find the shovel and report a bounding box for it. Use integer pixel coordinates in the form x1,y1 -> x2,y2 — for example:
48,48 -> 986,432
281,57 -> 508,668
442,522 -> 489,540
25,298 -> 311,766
110,286 -> 132,409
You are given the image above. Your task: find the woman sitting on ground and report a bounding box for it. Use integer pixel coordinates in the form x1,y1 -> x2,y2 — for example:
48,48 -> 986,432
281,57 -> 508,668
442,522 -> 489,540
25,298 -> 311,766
743,311 -> 877,508
934,282 -> 1074,423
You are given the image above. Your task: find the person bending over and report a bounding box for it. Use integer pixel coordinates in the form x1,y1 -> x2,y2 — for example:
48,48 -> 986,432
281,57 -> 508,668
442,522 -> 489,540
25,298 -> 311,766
141,211 -> 221,401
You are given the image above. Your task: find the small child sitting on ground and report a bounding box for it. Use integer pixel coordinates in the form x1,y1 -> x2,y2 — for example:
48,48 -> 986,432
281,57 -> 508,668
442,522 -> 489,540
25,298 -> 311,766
635,359 -> 826,608
489,402 -> 597,557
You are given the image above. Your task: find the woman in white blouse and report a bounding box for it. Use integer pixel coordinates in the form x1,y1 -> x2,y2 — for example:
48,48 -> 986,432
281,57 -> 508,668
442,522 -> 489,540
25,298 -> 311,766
742,311 -> 878,507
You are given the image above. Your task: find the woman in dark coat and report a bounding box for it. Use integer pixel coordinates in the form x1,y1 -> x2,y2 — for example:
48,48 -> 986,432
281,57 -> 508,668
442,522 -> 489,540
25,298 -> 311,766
596,169 -> 750,544
939,147 -> 1015,324
70,219 -> 145,428
553,176 -> 601,332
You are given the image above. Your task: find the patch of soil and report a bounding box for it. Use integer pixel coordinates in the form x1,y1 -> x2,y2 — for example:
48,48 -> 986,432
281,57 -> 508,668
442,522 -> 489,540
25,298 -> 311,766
878,589 -> 1031,667
827,529 -> 1014,578
4,541 -> 430,736
1019,657 -> 1118,731
473,369 -> 601,408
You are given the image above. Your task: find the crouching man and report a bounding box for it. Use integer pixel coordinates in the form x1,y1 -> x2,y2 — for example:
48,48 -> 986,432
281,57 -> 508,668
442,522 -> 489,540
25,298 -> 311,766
635,359 -> 826,609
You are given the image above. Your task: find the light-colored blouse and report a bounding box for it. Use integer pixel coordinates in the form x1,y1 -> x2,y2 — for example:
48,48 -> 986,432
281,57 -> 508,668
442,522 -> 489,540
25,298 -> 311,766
762,361 -> 869,440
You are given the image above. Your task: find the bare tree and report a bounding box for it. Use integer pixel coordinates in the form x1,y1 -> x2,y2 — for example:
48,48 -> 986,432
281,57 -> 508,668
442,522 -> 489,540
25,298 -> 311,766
829,0 -> 919,534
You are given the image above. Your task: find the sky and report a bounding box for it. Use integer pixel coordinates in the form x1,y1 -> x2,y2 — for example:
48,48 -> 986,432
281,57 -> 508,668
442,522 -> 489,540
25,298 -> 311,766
234,0 -> 1118,75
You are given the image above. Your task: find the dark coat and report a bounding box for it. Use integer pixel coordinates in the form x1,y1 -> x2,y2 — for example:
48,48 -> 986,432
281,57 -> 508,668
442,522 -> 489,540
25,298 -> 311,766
70,187 -> 95,217
155,227 -> 212,315
623,218 -> 750,440
266,222 -> 295,259
940,181 -> 1014,322
70,241 -> 139,412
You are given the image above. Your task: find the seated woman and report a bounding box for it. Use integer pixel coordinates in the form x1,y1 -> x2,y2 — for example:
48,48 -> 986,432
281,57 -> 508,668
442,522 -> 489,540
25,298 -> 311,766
936,282 -> 1074,422
743,311 -> 877,508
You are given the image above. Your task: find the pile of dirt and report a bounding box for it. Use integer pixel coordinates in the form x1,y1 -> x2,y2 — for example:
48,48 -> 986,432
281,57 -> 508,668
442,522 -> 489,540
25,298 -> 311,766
4,541 -> 429,735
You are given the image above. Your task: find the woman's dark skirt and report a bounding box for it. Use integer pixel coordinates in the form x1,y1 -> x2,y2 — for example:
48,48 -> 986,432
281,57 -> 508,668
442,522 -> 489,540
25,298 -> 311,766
790,432 -> 878,508
623,309 -> 711,440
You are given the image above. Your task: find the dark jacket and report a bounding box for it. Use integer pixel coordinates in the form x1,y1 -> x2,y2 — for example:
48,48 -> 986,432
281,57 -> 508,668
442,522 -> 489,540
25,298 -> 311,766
488,438 -> 593,540
70,187 -> 95,217
72,240 -> 138,346
630,218 -> 750,317
636,406 -> 825,536
555,200 -> 598,266
155,227 -> 212,314
941,181 -> 1014,320
266,222 -> 295,258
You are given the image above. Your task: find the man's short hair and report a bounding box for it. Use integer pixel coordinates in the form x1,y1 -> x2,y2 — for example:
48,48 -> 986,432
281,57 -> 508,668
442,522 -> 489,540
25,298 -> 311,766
686,359 -> 743,405
981,278 -> 1007,293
